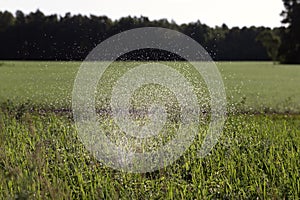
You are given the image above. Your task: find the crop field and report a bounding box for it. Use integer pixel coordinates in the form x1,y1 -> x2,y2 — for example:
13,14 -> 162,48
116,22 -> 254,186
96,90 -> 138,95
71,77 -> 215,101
0,61 -> 299,199
0,61 -> 300,112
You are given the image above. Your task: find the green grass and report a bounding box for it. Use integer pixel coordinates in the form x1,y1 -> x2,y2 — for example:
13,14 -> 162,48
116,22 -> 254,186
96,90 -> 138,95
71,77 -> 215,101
218,62 -> 300,113
0,107 -> 299,199
0,61 -> 79,108
0,61 -> 300,112
0,61 -> 299,199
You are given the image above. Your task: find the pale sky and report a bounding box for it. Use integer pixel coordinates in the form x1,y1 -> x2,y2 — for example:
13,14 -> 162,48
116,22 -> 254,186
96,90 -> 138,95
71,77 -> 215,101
0,0 -> 284,28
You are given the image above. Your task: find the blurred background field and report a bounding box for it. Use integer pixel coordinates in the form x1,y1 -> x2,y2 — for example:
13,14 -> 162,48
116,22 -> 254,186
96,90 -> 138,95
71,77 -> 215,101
0,61 -> 299,113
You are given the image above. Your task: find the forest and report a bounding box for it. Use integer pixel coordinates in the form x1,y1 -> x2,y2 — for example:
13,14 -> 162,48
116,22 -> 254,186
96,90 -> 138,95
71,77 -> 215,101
0,10 -> 283,61
0,0 -> 299,63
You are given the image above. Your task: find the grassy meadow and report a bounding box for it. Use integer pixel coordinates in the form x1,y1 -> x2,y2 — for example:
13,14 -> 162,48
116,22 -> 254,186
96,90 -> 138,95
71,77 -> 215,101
0,61 -> 299,199
0,61 -> 300,112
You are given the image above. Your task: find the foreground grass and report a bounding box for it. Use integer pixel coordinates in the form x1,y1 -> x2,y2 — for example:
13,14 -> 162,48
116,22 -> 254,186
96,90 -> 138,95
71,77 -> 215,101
0,105 -> 299,199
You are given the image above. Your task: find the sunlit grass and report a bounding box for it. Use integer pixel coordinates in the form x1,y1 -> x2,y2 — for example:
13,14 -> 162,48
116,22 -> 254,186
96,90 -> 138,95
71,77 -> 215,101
0,104 -> 299,199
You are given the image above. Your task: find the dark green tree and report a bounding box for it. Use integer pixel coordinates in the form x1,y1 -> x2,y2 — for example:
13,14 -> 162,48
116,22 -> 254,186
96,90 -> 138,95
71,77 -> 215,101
256,29 -> 281,64
0,11 -> 15,32
279,0 -> 300,63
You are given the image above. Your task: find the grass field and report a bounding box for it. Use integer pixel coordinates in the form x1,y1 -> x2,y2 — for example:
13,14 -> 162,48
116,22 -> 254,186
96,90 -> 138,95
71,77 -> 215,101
0,61 -> 299,199
0,61 -> 300,112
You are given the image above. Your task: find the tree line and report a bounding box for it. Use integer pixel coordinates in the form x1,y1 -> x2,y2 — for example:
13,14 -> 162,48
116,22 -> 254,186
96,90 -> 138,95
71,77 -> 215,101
0,1 -> 299,63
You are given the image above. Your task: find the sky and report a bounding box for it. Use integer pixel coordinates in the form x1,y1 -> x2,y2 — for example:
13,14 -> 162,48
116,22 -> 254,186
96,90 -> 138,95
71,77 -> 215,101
0,0 -> 284,28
